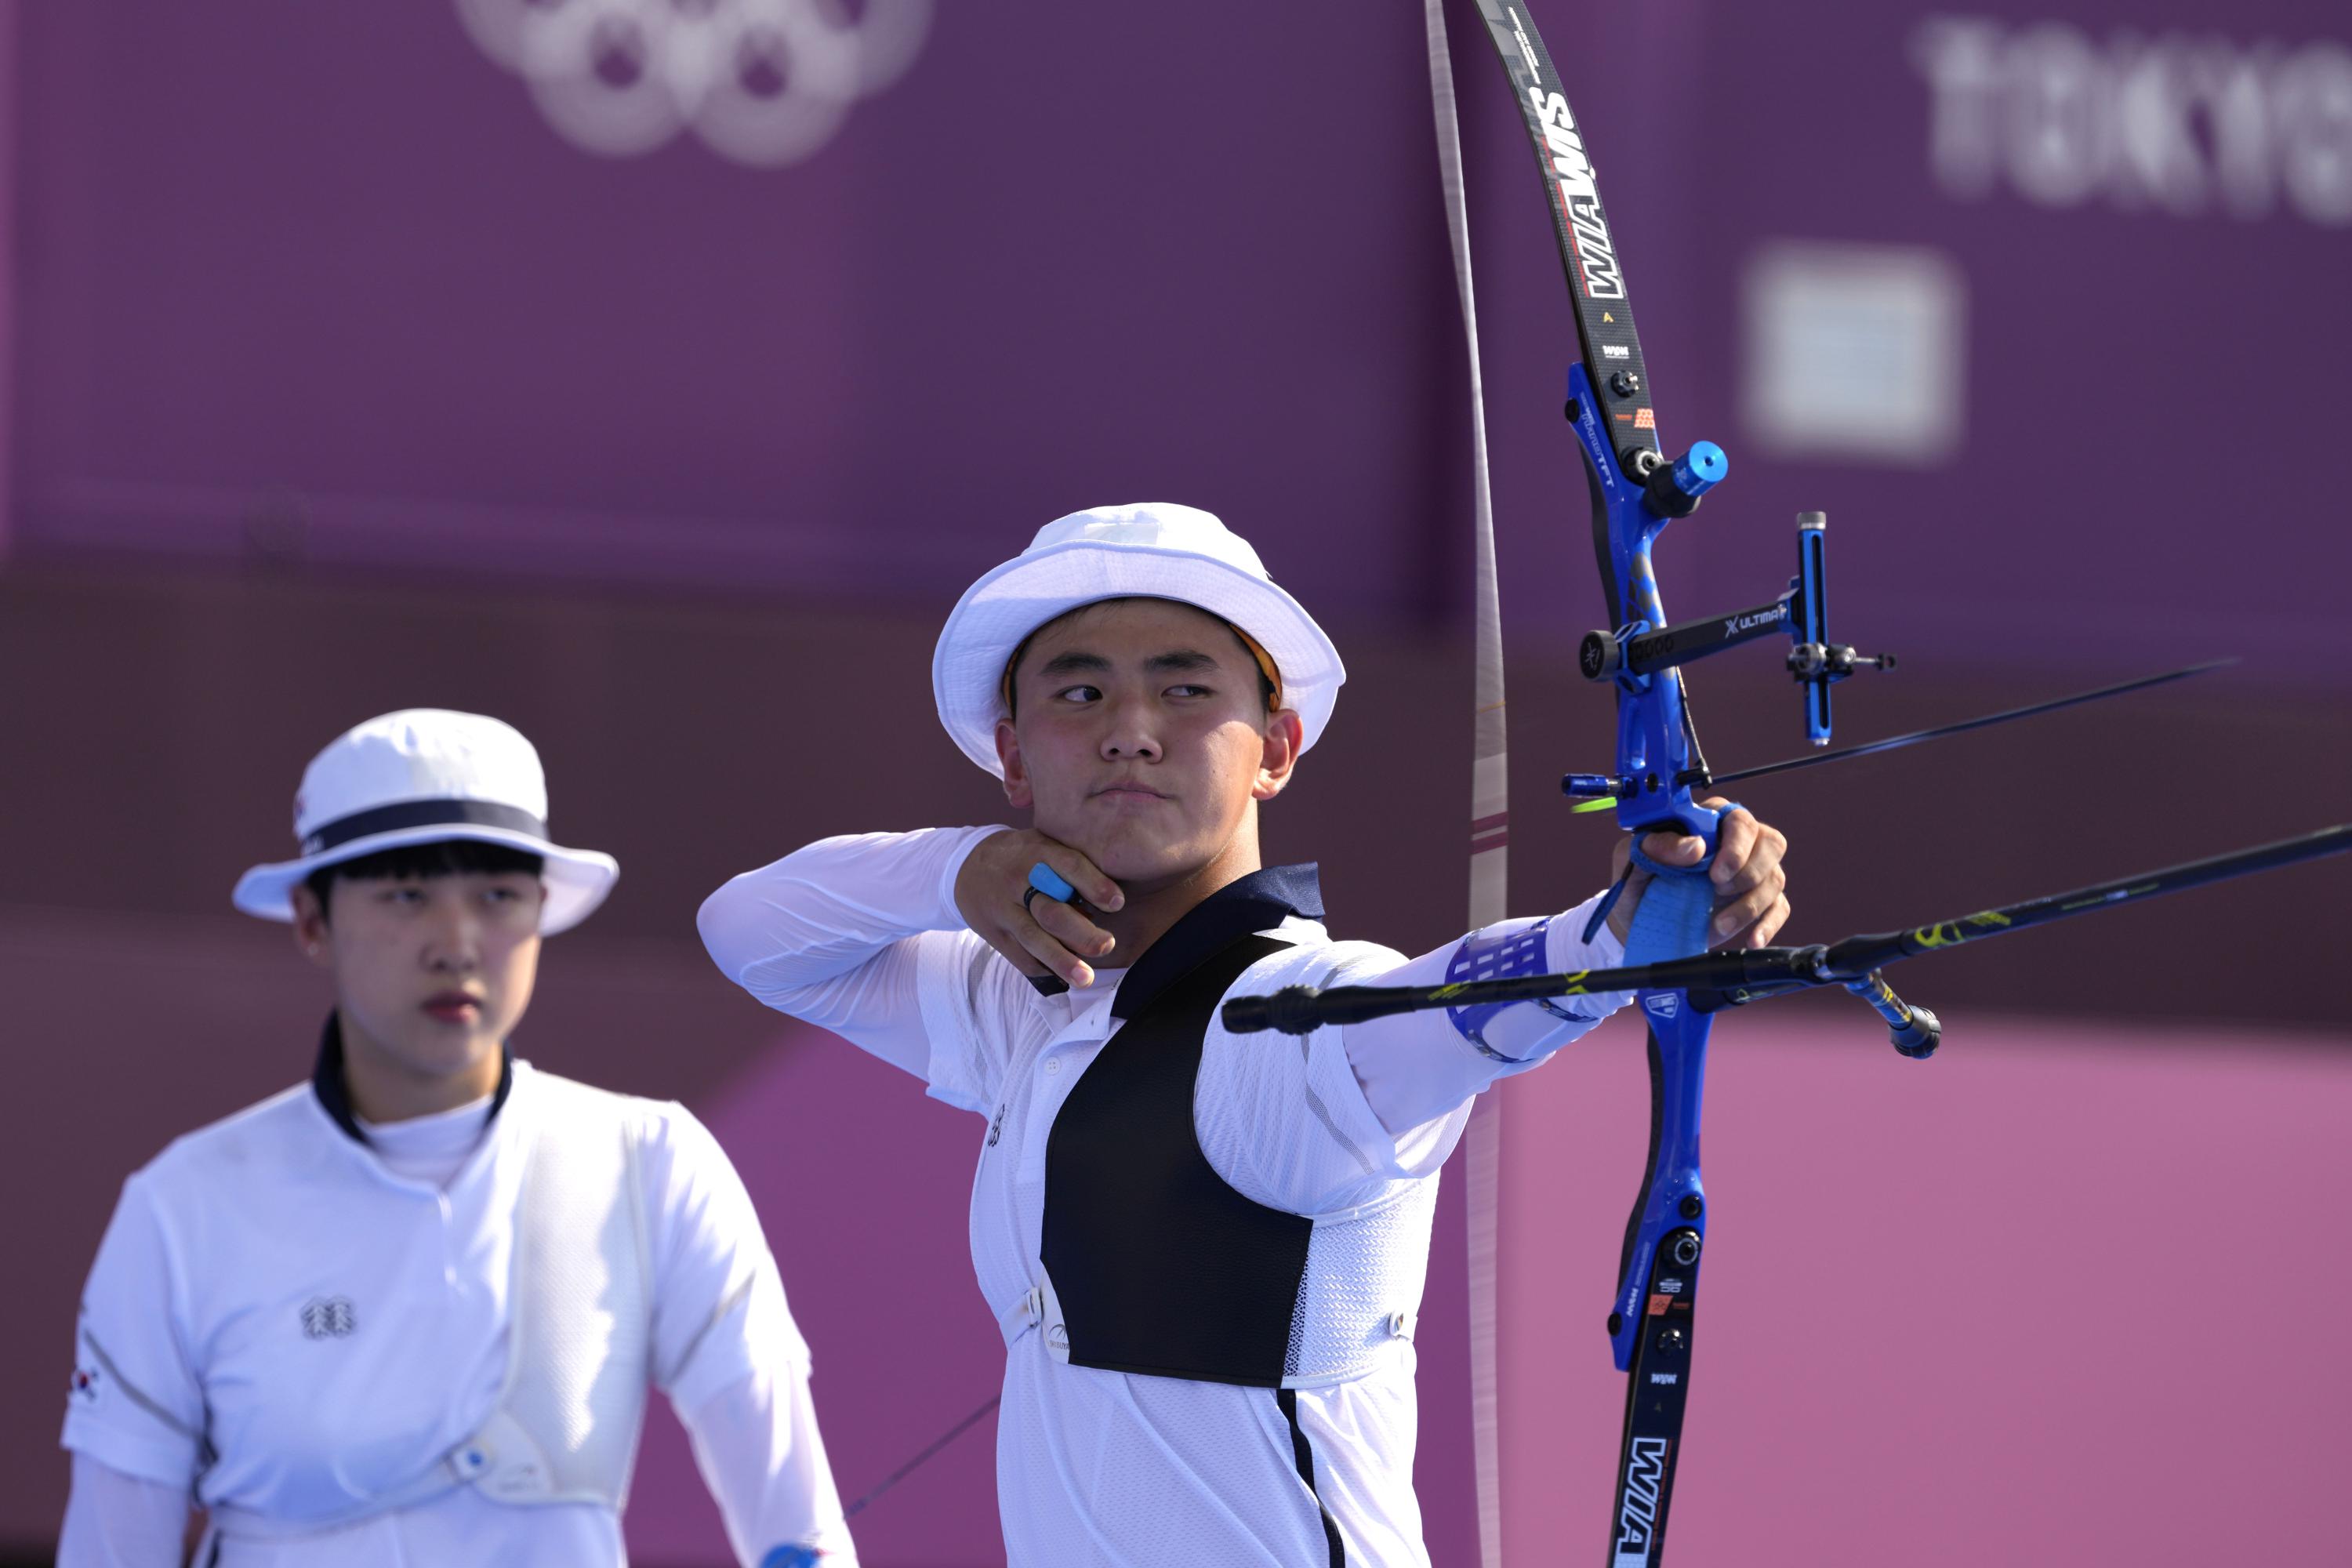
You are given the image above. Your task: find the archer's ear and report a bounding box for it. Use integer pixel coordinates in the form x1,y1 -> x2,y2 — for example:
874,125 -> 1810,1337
289,884 -> 334,970
996,718 -> 1035,810
1253,708 -> 1305,801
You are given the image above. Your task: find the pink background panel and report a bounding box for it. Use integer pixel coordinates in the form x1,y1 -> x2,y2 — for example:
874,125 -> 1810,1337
625,1004 -> 2352,1565
629,1025 -> 1007,1566
1495,1005 -> 2352,1566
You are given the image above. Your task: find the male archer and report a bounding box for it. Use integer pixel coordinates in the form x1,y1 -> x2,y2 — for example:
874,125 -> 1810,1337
698,503 -> 1790,1565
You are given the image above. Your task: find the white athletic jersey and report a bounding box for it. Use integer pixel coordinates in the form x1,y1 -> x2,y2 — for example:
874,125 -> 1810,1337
699,827 -> 1628,1567
60,1048 -> 857,1567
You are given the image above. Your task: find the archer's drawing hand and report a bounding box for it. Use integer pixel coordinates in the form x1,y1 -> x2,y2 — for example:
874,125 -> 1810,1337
954,829 -> 1125,989
1606,799 -> 1791,951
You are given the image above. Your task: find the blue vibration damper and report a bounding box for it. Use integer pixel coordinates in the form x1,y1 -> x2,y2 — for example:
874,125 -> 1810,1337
1639,437 -> 1726,519
1670,440 -> 1728,503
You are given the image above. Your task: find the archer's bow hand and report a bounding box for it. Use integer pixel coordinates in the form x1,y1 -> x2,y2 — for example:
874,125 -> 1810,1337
1607,800 -> 1791,951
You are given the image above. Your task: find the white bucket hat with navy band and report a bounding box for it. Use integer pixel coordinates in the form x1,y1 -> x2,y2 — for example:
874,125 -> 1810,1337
932,503 -> 1347,779
231,710 -> 620,936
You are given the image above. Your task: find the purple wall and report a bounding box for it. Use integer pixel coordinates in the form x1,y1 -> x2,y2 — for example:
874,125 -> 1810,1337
0,0 -> 15,561
13,1 -> 2350,678
9,1 -> 1455,614
5,0 -> 2349,1561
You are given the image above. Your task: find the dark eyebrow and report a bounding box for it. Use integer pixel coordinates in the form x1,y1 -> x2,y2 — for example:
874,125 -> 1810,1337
1034,650 -> 1113,679
1143,649 -> 1224,674
1033,648 -> 1227,680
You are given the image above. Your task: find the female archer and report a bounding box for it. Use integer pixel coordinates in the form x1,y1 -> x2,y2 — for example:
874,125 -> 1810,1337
62,710 -> 857,1566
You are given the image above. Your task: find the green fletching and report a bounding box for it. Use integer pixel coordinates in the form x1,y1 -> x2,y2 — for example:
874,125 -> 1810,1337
1570,797 -> 1620,815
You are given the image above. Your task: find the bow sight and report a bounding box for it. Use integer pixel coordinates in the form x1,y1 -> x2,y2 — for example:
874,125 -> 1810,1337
1564,499 -> 1896,758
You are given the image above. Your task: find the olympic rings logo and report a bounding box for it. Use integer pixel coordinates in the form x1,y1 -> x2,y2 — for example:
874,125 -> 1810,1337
456,0 -> 931,168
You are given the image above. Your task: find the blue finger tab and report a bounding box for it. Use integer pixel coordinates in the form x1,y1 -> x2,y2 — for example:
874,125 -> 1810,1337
1027,862 -> 1076,902
759,1547 -> 821,1568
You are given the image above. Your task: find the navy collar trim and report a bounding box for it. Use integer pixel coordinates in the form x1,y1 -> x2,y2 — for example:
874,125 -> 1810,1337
1109,863 -> 1324,1022
310,1012 -> 514,1145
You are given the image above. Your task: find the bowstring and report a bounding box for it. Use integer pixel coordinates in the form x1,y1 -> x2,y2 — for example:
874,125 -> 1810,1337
764,1391 -> 1001,1562
832,1392 -> 1001,1525
1424,2 -> 1510,1565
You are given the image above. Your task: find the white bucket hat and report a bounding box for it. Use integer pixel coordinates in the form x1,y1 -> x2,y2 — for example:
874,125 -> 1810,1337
231,710 -> 620,935
932,503 -> 1345,779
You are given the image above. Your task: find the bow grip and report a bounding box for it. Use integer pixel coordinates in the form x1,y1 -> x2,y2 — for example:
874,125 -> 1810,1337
1618,794 -> 1728,863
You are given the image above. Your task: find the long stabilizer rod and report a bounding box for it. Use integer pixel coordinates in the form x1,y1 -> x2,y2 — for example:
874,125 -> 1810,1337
1691,659 -> 2234,789
1221,823 -> 2351,1035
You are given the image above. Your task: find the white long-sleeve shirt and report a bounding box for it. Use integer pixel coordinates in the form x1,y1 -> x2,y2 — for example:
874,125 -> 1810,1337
697,826 -> 1629,1567
58,1052 -> 855,1567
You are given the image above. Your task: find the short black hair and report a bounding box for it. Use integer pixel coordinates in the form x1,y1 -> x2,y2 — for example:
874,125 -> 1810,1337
304,839 -> 545,922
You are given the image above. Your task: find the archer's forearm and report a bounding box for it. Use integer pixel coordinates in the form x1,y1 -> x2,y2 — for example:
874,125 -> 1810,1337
1345,891 -> 1632,1137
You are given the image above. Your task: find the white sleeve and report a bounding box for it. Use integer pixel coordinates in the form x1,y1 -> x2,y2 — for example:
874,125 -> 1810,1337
642,1104 -> 857,1565
644,1105 -> 814,1410
1198,899 -> 1629,1217
1341,891 -> 1633,1138
1196,937 -> 1446,1217
61,1176 -> 209,1490
681,1369 -> 859,1568
697,826 -> 1012,1114
56,1453 -> 190,1568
